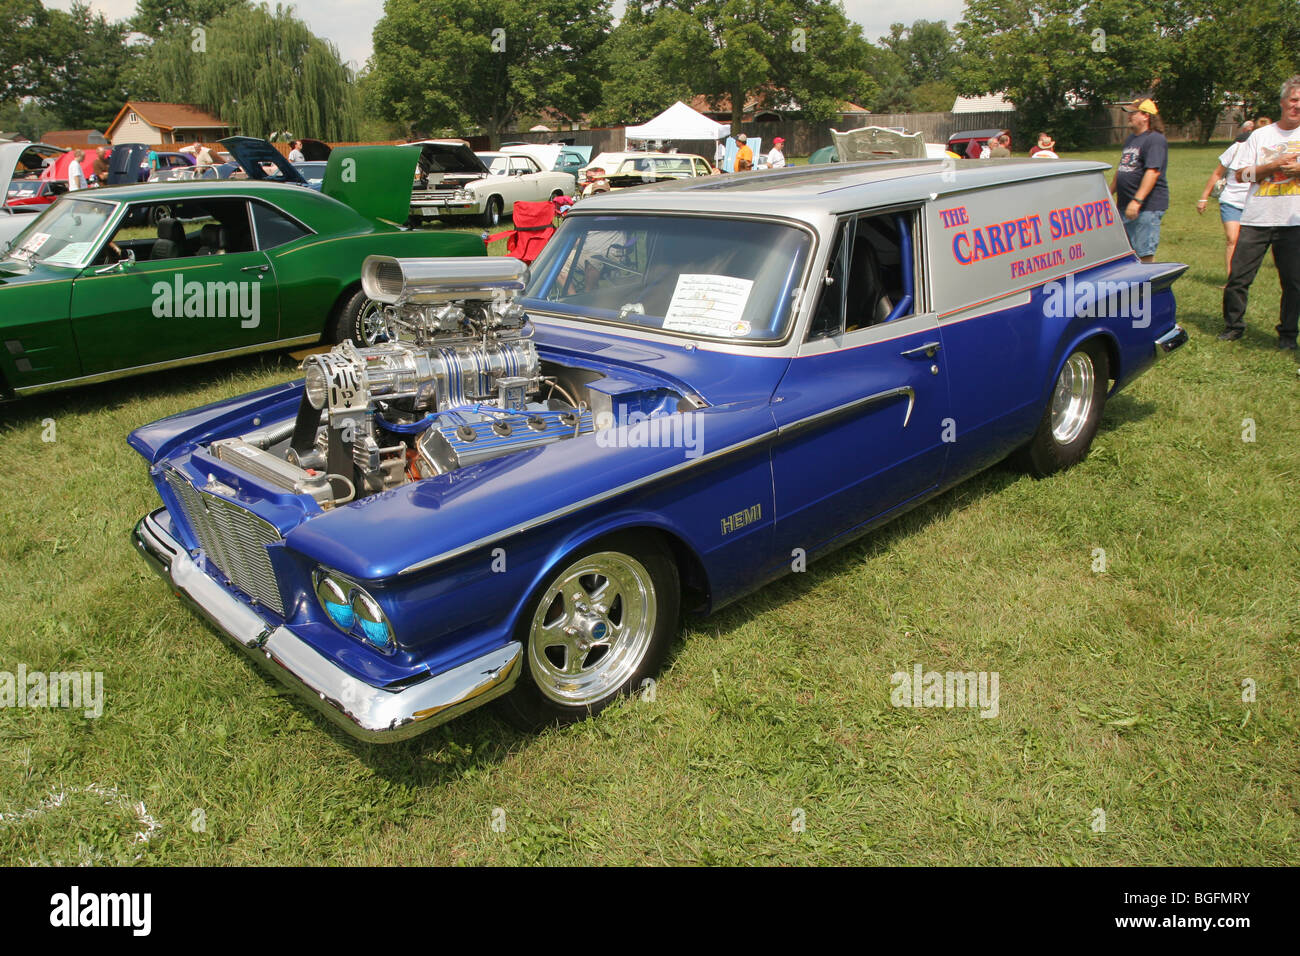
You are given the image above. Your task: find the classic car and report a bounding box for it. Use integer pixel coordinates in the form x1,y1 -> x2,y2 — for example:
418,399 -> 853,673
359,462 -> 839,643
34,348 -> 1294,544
0,144 -> 482,399
501,143 -> 591,181
580,151 -> 717,189
406,141 -> 576,227
948,128 -> 1007,158
1,143 -> 67,247
130,159 -> 1187,742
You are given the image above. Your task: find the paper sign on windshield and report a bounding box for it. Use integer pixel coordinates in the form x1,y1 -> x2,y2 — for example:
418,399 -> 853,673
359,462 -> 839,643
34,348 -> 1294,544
662,274 -> 754,337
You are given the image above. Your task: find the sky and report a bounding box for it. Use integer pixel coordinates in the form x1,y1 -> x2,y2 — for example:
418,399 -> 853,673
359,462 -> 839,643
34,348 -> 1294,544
48,0 -> 969,74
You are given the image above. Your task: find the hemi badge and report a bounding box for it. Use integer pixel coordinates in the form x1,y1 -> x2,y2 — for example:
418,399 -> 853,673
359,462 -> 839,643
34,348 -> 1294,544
721,503 -> 761,535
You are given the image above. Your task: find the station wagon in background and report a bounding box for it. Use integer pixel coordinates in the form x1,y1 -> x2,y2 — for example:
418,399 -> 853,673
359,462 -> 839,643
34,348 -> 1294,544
580,151 -> 716,190
130,158 -> 1187,741
406,140 -> 576,227
0,144 -> 481,398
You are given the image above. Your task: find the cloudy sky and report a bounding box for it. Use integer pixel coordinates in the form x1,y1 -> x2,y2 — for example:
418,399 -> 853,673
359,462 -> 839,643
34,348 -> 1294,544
48,0 -> 968,73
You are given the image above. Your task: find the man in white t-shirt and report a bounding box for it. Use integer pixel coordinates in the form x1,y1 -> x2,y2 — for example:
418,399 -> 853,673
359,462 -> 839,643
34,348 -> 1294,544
1220,75 -> 1300,347
766,136 -> 786,168
67,150 -> 87,191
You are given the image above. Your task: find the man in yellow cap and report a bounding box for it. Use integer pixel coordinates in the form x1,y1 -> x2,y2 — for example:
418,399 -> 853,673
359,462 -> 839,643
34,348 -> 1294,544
1110,97 -> 1169,262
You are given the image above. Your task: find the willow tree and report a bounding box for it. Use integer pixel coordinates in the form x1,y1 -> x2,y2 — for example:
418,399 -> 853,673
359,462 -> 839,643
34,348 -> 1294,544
130,3 -> 360,141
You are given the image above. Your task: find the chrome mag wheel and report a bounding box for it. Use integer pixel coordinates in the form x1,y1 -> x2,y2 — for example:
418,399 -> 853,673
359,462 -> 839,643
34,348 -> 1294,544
355,300 -> 389,346
1050,350 -> 1096,444
526,551 -> 658,706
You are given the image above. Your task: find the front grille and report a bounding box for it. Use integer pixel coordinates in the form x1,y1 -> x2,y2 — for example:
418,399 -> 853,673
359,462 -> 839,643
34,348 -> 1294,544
412,189 -> 461,202
164,468 -> 285,614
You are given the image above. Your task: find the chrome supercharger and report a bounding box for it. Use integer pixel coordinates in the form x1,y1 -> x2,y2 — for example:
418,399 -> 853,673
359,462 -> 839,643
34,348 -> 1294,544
256,255 -> 594,504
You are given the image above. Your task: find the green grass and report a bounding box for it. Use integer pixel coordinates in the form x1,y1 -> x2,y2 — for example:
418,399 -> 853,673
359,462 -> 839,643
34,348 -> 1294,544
1,146 -> 1297,865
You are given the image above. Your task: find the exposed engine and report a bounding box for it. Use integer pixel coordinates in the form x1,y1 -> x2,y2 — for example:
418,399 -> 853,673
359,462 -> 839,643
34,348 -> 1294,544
212,256 -> 595,508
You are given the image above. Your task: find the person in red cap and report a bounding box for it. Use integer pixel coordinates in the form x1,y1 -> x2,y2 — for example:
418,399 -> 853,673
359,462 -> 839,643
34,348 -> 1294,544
767,136 -> 786,168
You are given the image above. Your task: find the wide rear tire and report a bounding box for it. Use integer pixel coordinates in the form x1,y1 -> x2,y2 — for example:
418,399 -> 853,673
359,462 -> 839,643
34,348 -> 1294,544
1014,339 -> 1109,477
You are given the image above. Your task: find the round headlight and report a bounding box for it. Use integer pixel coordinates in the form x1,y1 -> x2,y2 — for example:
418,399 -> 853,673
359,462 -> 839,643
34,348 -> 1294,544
351,590 -> 394,649
314,574 -> 354,629
303,359 -> 328,410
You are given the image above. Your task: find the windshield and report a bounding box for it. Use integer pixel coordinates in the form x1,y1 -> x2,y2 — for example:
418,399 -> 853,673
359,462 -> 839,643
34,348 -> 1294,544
615,157 -> 696,177
4,197 -> 117,267
523,214 -> 811,343
6,181 -> 42,199
480,155 -> 510,175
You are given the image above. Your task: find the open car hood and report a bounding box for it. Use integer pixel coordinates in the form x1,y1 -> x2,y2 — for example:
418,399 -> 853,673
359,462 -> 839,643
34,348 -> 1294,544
830,127 -> 925,162
219,136 -> 307,184
107,144 -> 149,185
322,145 -> 421,224
408,140 -> 489,177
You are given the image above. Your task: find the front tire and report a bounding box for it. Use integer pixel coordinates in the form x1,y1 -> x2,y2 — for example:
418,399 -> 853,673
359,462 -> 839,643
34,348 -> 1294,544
327,287 -> 388,346
1015,339 -> 1109,477
480,196 -> 503,228
501,532 -> 679,730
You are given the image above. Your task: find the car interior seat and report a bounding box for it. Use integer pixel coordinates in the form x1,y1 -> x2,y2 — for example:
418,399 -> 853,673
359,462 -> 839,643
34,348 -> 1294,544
151,218 -> 186,259
844,235 -> 893,331
196,224 -> 226,255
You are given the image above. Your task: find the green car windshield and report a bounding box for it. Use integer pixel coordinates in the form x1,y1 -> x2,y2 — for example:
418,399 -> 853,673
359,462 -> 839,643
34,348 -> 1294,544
5,197 -> 117,268
523,214 -> 810,343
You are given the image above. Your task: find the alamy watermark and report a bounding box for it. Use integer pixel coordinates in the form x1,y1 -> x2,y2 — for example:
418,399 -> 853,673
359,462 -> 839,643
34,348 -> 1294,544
595,408 -> 703,459
1043,273 -> 1151,328
152,275 -> 261,328
0,666 -> 103,718
890,664 -> 1000,718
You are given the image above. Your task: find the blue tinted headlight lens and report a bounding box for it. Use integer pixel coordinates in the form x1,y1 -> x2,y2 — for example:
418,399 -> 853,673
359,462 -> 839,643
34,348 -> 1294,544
315,574 -> 355,629
324,601 -> 355,629
351,590 -> 394,649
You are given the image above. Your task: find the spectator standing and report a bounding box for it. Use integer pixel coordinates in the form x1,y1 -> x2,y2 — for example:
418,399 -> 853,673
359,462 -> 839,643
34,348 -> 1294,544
1219,76 -> 1300,347
288,140 -> 305,163
1029,133 -> 1059,158
734,134 -> 753,171
67,150 -> 87,191
1111,97 -> 1170,263
1198,134 -> 1252,275
767,136 -> 786,168
92,146 -> 110,184
988,133 -> 1011,157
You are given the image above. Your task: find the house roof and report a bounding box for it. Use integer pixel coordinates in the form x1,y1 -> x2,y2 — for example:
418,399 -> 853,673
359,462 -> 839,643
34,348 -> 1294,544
689,93 -> 864,116
42,130 -> 106,147
106,101 -> 229,138
953,93 -> 1015,113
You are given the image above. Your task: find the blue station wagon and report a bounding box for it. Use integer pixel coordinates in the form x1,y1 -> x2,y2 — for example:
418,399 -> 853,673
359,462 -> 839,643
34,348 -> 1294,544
130,159 -> 1188,741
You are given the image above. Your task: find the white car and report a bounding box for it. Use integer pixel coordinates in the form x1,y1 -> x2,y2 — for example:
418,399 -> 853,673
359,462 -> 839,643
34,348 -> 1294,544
580,151 -> 716,187
406,141 -> 575,227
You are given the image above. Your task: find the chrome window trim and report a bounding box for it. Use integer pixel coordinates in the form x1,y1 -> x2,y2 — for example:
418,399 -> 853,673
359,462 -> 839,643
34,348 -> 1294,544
247,198 -> 317,251
525,210 -> 821,349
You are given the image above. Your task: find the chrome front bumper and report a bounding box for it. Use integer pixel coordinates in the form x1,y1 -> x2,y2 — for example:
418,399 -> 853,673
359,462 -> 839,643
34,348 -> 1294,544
132,509 -> 521,742
1153,324 -> 1188,360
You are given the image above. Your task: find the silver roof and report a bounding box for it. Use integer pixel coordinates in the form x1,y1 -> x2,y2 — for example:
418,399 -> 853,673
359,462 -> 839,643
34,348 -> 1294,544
569,158 -> 1113,222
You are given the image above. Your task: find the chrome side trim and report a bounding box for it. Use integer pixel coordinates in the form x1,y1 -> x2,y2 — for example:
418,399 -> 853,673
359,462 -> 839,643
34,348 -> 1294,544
776,385 -> 915,440
1153,324 -> 1187,359
133,510 -> 522,742
13,334 -> 321,396
399,425 -> 779,575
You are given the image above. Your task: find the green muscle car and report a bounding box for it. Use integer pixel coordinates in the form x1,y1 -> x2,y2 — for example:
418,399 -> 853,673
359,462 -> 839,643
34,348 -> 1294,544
0,141 -> 482,399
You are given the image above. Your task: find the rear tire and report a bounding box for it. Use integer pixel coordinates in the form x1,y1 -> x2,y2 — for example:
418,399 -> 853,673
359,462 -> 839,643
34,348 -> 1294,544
1014,339 -> 1109,477
327,287 -> 387,346
501,531 -> 679,730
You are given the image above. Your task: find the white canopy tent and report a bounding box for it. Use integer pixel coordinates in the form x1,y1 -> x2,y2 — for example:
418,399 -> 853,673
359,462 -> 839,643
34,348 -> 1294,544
624,101 -> 730,148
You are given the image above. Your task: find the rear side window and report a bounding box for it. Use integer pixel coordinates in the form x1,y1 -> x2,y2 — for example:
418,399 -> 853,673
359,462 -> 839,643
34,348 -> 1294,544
251,201 -> 311,250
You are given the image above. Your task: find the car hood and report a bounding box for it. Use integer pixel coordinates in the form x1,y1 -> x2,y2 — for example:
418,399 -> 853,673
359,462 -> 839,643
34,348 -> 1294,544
322,146 -> 422,224
107,144 -> 149,185
410,141 -> 489,177
0,143 -> 26,193
220,136 -> 307,184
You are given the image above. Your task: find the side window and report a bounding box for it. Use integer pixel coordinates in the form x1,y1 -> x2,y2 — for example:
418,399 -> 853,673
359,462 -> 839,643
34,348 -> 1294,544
98,199 -> 254,263
250,201 -> 311,250
807,210 -> 918,340
510,158 -> 533,176
695,159 -> 709,176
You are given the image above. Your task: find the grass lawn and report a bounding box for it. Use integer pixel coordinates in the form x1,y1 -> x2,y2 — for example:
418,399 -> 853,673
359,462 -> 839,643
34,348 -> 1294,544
0,145 -> 1296,865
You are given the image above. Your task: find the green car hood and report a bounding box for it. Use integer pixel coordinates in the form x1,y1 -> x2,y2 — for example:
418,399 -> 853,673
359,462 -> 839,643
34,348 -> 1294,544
322,146 -> 418,225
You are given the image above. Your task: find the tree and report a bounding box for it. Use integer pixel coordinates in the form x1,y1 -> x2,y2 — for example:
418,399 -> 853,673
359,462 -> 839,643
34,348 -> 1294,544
130,0 -> 248,38
40,2 -> 135,132
368,0 -> 611,140
880,19 -> 959,88
956,0 -> 1165,148
129,3 -> 361,140
597,0 -> 874,128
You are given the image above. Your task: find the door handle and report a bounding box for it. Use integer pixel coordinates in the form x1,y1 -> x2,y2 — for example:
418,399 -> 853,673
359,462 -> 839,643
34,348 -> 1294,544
241,264 -> 268,273
900,341 -> 941,359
